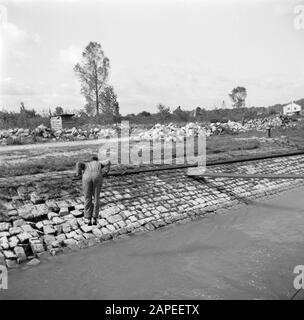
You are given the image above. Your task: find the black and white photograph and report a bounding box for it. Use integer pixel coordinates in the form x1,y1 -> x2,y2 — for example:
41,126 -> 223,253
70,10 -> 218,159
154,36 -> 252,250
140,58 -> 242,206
1,0 -> 304,304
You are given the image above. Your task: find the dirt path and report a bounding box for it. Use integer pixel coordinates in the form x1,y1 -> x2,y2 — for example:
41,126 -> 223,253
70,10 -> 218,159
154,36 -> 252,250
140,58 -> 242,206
1,187 -> 304,300
0,138 -> 109,153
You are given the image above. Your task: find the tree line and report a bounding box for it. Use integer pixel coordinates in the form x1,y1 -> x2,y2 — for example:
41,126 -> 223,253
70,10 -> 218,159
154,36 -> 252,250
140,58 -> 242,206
0,101 -> 277,130
0,41 -> 285,129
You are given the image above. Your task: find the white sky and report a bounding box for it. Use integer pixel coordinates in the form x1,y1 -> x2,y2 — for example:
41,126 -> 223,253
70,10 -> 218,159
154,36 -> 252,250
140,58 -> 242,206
0,0 -> 304,115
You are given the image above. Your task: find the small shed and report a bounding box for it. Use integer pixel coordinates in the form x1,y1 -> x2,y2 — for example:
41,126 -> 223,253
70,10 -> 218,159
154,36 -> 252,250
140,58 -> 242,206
50,114 -> 75,131
283,102 -> 302,116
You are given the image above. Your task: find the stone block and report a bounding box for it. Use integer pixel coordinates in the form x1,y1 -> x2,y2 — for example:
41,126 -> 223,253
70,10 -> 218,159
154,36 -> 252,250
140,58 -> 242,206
3,250 -> 17,259
43,235 -> 56,246
9,227 -> 22,236
29,238 -> 45,255
13,219 -> 25,228
14,246 -> 27,263
62,223 -> 71,234
66,231 -> 77,239
27,258 -> 40,266
0,237 -> 9,250
59,207 -> 69,216
0,222 -> 11,232
7,210 -> 18,217
52,217 -> 64,225
106,225 -> 115,232
101,227 -> 110,235
129,215 -> 137,222
0,232 -> 10,238
81,224 -> 92,233
106,214 -> 122,224
47,212 -> 58,220
9,236 -> 19,248
56,234 -> 66,244
30,192 -> 45,204
72,210 -> 83,218
92,227 -> 102,238
43,225 -> 56,235
6,259 -> 18,268
98,218 -> 107,227
35,221 -> 44,230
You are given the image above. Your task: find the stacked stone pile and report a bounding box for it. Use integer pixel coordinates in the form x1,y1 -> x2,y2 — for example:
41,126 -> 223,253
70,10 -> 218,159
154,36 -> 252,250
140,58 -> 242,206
0,124 -> 119,145
132,123 -> 206,142
242,116 -> 295,131
130,116 -> 297,141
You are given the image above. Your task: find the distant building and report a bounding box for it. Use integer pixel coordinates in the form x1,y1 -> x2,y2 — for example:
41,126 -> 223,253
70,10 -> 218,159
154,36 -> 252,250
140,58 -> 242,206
283,102 -> 302,116
50,114 -> 75,131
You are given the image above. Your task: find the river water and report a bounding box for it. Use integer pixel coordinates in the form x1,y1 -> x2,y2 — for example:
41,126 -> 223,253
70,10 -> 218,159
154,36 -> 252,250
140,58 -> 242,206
2,187 -> 304,300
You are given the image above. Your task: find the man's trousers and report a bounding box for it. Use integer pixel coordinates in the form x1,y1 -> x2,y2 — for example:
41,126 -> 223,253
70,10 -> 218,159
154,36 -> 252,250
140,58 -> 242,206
82,171 -> 102,219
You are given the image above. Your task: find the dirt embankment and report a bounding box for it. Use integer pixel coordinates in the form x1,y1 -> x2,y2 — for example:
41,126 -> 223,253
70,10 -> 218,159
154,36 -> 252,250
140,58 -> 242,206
1,154 -> 304,269
2,185 -> 304,299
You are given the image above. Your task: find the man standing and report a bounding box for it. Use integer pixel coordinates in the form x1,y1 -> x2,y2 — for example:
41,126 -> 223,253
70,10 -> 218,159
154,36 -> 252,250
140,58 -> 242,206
75,156 -> 111,225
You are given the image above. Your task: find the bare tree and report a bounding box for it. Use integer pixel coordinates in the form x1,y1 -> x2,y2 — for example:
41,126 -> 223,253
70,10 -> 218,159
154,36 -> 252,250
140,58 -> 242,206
74,42 -> 110,116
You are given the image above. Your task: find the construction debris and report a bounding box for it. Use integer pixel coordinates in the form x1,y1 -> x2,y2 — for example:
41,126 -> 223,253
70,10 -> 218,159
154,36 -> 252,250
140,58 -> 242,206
0,115 -> 299,145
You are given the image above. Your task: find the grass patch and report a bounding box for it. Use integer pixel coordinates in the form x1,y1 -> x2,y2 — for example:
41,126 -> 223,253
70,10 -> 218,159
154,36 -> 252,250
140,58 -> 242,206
2,128 -> 303,178
206,136 -> 260,154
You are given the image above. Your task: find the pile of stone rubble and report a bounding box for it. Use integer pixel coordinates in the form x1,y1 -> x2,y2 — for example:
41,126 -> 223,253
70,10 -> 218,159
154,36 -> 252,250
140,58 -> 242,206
0,124 -> 118,145
131,116 -> 297,141
0,115 -> 298,145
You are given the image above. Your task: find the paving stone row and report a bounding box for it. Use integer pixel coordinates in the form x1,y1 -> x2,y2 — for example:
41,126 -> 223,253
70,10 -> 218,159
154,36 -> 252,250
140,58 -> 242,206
1,155 -> 304,268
